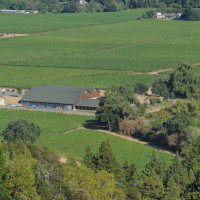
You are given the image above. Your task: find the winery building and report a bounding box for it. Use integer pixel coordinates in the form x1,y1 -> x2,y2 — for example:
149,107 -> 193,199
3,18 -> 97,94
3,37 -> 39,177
21,86 -> 100,110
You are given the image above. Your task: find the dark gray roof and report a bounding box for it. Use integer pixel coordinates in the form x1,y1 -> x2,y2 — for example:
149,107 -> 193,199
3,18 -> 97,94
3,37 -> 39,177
76,99 -> 99,108
21,86 -> 96,105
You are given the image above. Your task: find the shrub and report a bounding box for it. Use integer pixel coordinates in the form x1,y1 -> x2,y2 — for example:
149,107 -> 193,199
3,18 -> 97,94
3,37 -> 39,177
119,117 -> 150,136
150,98 -> 162,105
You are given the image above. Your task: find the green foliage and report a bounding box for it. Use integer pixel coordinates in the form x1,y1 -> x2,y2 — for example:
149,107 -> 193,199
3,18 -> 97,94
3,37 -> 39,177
0,143 -> 10,200
147,98 -> 200,151
163,113 -> 190,136
142,10 -> 155,19
108,85 -> 136,103
166,99 -> 200,118
96,90 -> 136,131
134,83 -> 148,95
1,120 -> 41,143
84,140 -> 119,174
63,163 -> 126,200
182,8 -> 200,21
29,145 -> 66,199
164,177 -> 181,200
170,63 -> 200,98
3,141 -> 40,200
96,140 -> 119,173
96,85 -> 147,131
0,109 -> 172,170
139,171 -> 165,200
152,63 -> 200,99
150,97 -> 162,105
84,146 -> 95,170
152,78 -> 171,99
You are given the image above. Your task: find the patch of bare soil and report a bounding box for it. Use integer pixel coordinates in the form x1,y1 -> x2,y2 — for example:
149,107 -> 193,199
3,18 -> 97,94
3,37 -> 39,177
130,68 -> 174,75
59,155 -> 81,166
147,68 -> 173,75
59,156 -> 68,164
3,96 -> 22,104
0,33 -> 29,39
136,94 -> 150,104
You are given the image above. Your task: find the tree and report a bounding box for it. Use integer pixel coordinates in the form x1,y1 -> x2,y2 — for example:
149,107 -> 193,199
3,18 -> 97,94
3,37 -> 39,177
84,146 -> 95,170
166,99 -> 200,118
119,117 -> 150,136
1,120 -> 41,143
169,63 -> 200,98
3,142 -> 40,200
63,162 -> 125,200
167,153 -> 190,195
0,143 -> 10,200
152,78 -> 170,99
122,161 -> 141,200
139,171 -> 165,200
96,140 -> 119,173
163,113 -> 190,136
96,91 -> 135,131
134,83 -> 148,95
164,177 -> 181,200
108,85 -> 136,104
181,8 -> 200,21
143,152 -> 168,179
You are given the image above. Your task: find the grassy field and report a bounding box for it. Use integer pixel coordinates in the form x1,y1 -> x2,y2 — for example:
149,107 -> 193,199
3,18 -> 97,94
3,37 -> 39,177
0,11 -> 200,88
0,10 -> 145,34
1,20 -> 200,72
38,128 -> 173,171
0,108 -> 92,133
0,109 -> 172,170
0,65 -> 160,88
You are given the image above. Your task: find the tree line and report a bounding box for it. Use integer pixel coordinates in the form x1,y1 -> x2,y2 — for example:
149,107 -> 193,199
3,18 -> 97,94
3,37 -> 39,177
0,109 -> 200,199
84,139 -> 200,199
0,120 -> 125,199
1,120 -> 199,200
0,0 -> 200,13
96,63 -> 200,151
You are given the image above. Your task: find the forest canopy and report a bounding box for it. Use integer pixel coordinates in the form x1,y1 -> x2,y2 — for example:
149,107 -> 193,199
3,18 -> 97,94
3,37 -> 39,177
0,0 -> 200,13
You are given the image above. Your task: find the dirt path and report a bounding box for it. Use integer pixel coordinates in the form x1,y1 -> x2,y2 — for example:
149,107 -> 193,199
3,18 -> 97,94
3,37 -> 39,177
63,127 -> 174,155
130,68 -> 174,75
95,129 -> 174,155
63,127 -> 84,134
0,33 -> 28,39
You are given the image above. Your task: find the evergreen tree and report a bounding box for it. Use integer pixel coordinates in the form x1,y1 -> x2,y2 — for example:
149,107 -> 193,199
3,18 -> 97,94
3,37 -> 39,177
143,152 -> 168,180
97,140 -> 119,173
139,171 -> 165,200
164,177 -> 181,200
167,153 -> 189,198
84,146 -> 95,170
123,160 -> 140,200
